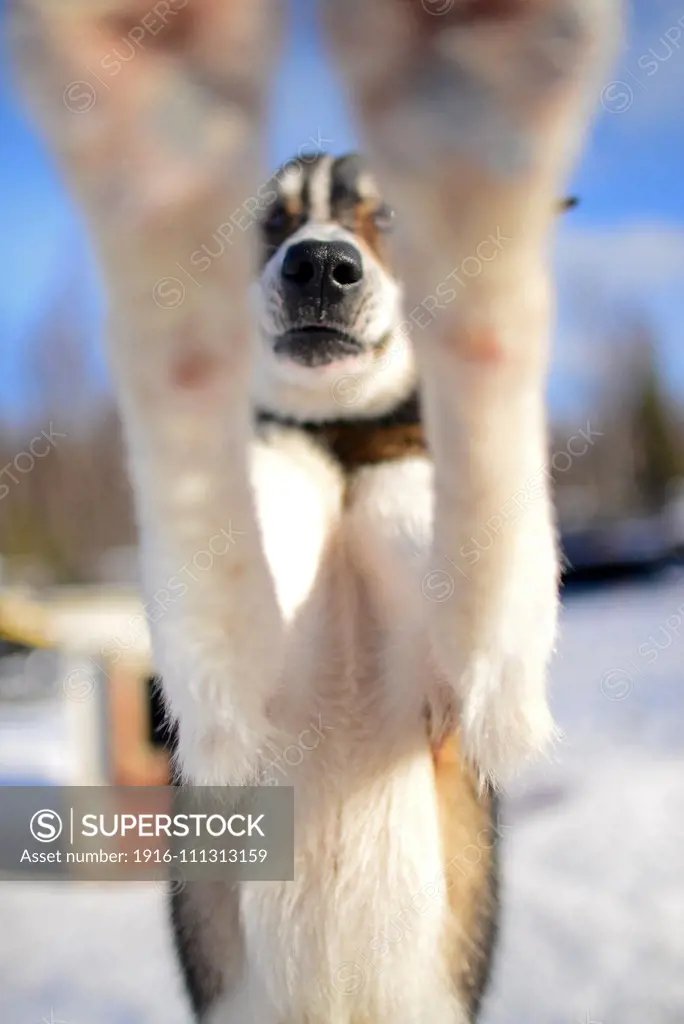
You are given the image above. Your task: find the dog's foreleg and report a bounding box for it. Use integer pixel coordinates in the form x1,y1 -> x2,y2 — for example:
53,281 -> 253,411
326,0 -> 620,783
12,0 -> 285,784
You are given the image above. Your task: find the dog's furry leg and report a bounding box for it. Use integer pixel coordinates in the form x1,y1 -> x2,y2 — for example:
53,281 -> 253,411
326,0 -> 620,783
11,0 -> 286,784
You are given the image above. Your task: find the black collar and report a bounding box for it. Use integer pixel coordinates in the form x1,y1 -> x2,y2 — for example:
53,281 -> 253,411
255,391 -> 425,473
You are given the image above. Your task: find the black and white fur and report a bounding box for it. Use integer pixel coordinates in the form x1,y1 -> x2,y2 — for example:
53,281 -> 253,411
11,1 -> 620,1021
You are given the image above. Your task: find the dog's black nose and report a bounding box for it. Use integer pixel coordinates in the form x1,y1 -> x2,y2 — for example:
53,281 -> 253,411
281,240 -> 363,305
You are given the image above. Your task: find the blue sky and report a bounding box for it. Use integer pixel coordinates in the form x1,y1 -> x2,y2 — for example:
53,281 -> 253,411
1,0 -> 683,424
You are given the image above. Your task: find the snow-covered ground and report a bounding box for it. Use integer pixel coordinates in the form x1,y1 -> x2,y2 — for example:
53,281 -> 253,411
2,575 -> 683,1024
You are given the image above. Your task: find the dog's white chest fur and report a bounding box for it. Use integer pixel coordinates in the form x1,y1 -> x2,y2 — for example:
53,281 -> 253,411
237,749 -> 452,1023
207,429 -> 460,1022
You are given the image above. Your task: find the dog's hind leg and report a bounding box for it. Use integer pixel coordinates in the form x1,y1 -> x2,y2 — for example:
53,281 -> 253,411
325,0 -> 621,784
11,0 -> 290,785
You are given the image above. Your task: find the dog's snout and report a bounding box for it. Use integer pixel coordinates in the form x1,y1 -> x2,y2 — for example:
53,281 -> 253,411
282,240 -> 363,304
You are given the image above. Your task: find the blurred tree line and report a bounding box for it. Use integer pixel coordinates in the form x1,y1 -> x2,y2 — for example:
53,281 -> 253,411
0,290 -> 135,586
551,315 -> 684,530
0,408 -> 134,584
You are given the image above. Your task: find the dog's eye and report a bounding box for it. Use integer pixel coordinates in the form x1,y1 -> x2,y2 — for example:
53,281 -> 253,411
373,203 -> 395,232
263,205 -> 289,233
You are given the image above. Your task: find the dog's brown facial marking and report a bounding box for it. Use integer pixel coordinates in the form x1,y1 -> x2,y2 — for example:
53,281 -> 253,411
330,154 -> 395,271
346,197 -> 394,270
260,191 -> 306,267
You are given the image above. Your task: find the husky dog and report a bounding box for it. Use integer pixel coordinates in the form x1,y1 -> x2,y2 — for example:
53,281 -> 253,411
11,1 -> 619,1021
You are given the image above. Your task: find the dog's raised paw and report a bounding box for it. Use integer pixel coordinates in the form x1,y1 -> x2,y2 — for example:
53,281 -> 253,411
325,0 -> 620,153
457,651 -> 560,787
12,0 -> 279,223
324,0 -> 621,235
